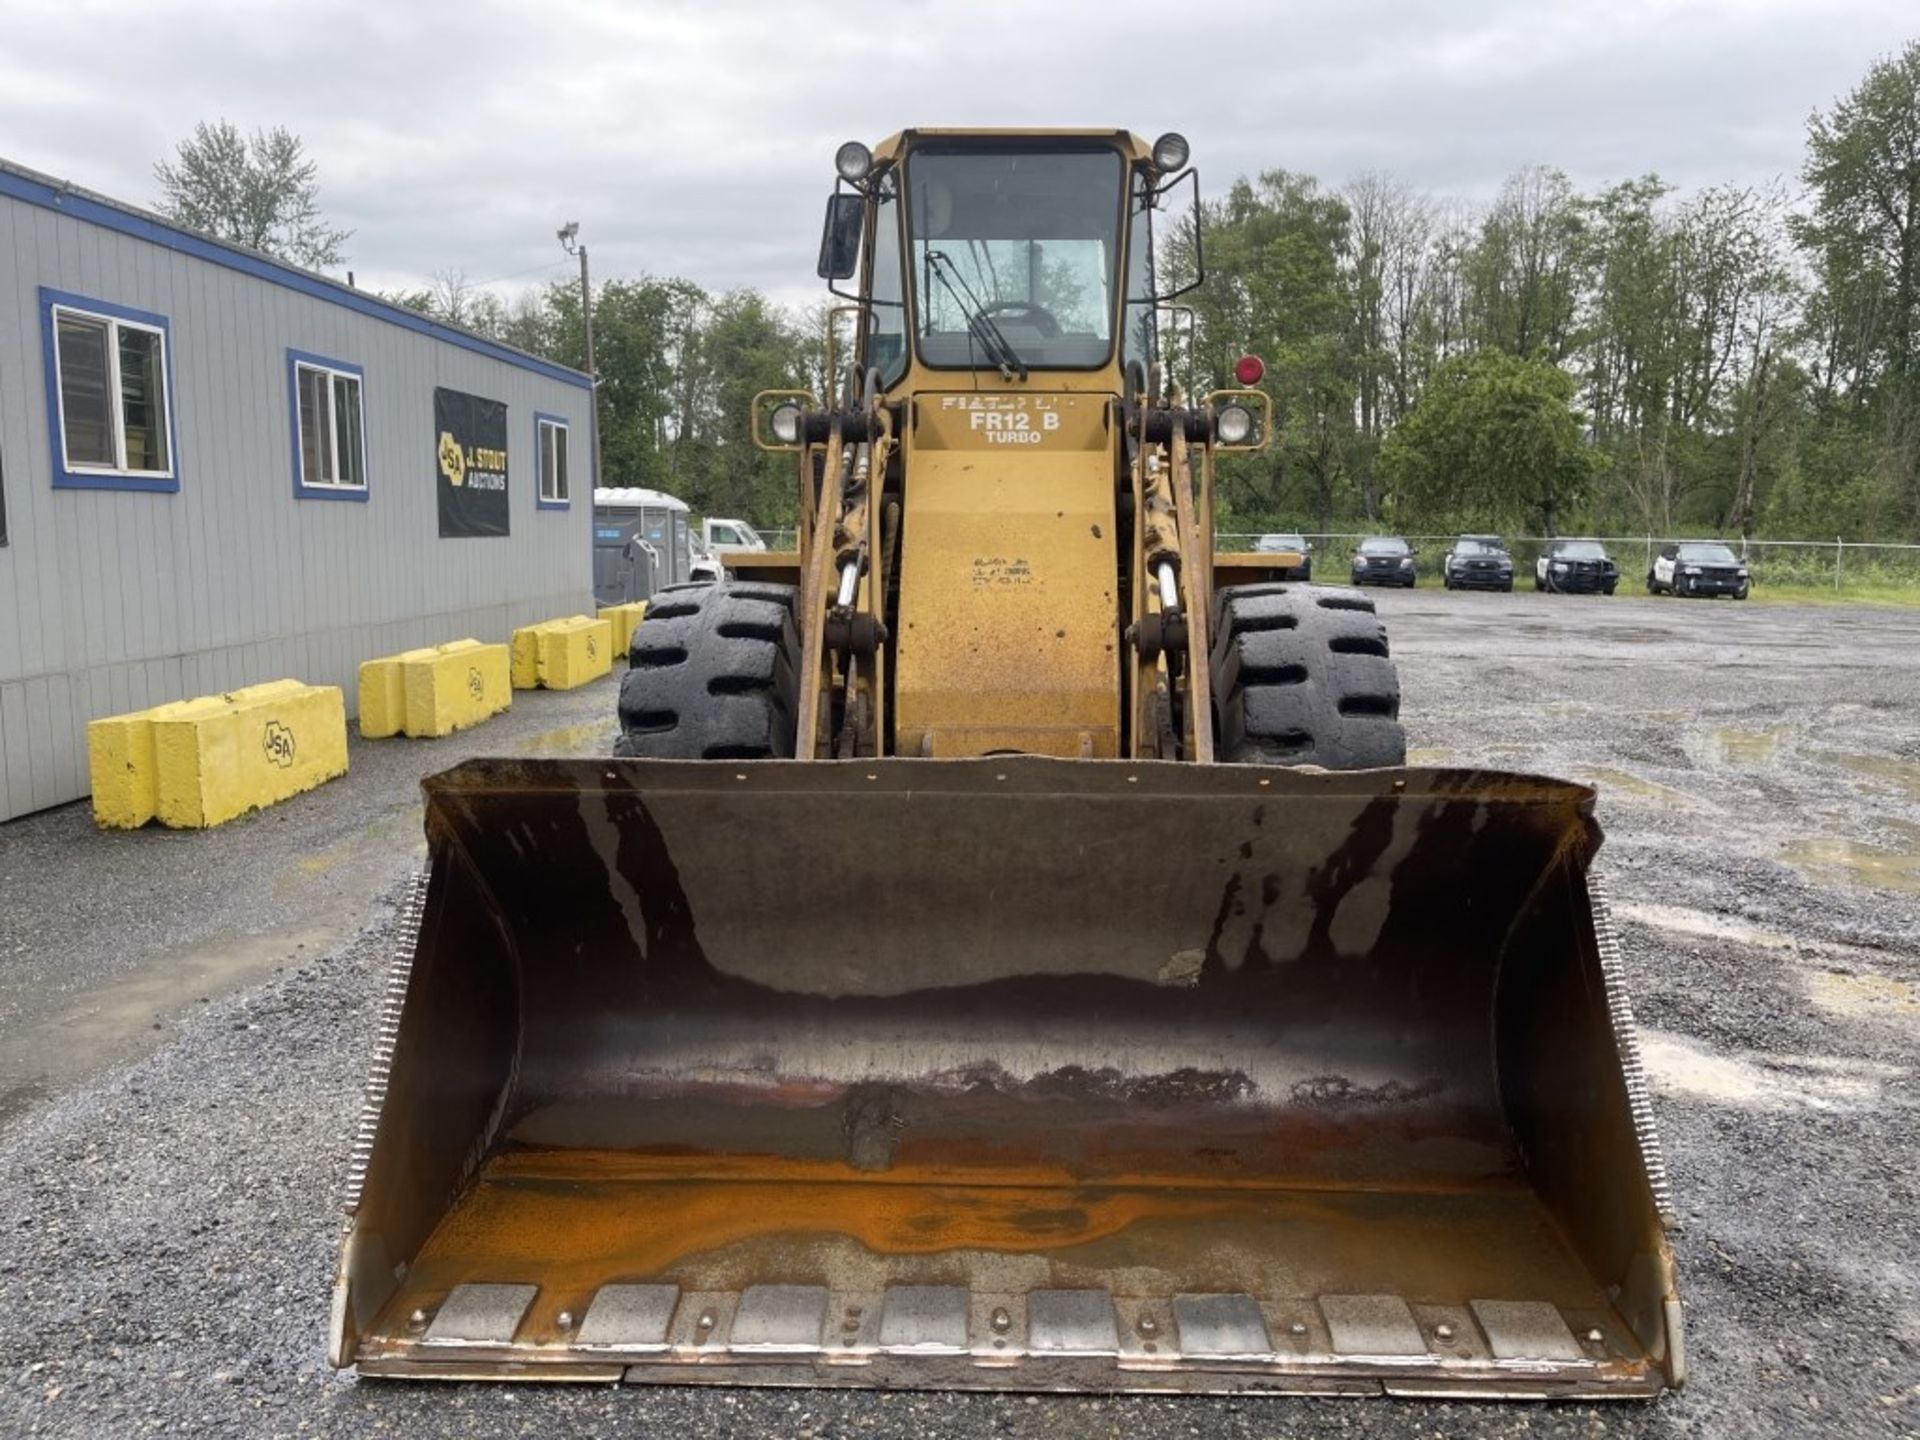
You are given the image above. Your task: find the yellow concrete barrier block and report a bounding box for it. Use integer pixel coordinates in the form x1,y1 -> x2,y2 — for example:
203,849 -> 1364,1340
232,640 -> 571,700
150,681 -> 347,828
90,682 -> 346,829
401,640 -> 511,737
87,709 -> 164,828
511,616 -> 614,691
357,655 -> 408,739
510,624 -> 544,690
538,616 -> 614,690
598,601 -> 648,658
360,641 -> 511,738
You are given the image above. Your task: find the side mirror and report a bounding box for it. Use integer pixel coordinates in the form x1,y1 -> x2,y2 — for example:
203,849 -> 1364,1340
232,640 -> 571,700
1151,167 -> 1206,303
817,194 -> 864,280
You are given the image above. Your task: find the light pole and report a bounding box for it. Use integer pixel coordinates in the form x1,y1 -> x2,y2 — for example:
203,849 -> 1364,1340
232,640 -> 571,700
557,221 -> 602,487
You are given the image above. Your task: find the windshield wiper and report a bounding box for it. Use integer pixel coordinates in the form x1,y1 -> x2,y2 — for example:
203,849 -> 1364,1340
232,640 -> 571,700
925,250 -> 1028,381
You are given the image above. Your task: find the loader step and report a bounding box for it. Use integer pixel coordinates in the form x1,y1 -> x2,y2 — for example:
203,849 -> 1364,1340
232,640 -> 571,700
350,1150 -> 1663,1396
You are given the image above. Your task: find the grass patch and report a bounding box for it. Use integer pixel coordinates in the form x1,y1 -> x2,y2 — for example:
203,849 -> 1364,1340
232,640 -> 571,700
1748,581 -> 1920,608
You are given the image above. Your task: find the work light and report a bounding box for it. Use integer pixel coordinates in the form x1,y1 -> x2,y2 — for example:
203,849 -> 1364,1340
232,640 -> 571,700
835,141 -> 873,183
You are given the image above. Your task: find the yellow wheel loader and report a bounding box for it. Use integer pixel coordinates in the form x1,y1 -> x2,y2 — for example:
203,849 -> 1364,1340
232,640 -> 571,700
332,129 -> 1683,1398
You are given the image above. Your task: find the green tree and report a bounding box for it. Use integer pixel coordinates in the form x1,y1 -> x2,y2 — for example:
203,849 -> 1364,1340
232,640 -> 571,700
1377,350 -> 1598,534
1166,171 -> 1360,529
544,275 -> 707,493
683,290 -> 813,525
1467,167 -> 1583,362
154,121 -> 350,269
1795,38 -> 1920,527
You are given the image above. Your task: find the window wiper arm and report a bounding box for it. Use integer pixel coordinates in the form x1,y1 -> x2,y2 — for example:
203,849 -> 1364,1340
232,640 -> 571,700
925,250 -> 1028,381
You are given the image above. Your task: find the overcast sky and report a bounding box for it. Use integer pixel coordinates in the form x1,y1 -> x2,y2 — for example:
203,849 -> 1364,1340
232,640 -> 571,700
3,0 -> 1915,307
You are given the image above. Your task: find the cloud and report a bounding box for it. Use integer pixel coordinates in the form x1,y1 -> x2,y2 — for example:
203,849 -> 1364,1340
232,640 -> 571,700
1,0 -> 1912,307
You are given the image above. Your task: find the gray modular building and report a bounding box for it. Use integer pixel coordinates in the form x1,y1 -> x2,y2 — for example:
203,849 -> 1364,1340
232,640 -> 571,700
0,157 -> 596,821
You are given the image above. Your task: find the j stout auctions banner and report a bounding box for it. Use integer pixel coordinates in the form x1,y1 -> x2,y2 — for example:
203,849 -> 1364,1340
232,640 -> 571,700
435,387 -> 510,538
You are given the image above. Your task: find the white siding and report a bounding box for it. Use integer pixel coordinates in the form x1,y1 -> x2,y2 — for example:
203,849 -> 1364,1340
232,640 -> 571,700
0,177 -> 595,820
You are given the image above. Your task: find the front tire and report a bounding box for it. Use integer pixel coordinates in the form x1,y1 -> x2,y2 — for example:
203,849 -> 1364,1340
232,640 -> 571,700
614,581 -> 800,758
1211,583 -> 1406,770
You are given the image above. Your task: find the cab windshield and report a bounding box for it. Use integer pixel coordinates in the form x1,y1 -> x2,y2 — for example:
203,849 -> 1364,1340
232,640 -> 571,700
905,144 -> 1124,371
1557,541 -> 1608,560
1678,542 -> 1739,564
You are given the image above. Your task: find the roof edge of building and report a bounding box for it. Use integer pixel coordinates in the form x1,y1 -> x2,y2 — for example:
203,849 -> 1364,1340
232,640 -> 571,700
0,154 -> 592,393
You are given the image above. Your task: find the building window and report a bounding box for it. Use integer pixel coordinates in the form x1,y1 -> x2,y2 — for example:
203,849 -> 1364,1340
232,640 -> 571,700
40,288 -> 178,492
535,412 -> 570,509
286,350 -> 368,501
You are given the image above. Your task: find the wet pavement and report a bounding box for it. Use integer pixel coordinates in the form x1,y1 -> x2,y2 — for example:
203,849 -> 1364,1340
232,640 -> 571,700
0,589 -> 1916,1438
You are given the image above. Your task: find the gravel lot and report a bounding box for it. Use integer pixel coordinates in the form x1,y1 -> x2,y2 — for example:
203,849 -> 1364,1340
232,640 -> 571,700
1,590 -> 1916,1439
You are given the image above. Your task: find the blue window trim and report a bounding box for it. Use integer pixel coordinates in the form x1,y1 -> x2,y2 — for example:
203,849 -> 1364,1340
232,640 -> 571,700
2,162 -> 591,393
286,349 -> 371,503
40,286 -> 182,494
534,411 -> 572,510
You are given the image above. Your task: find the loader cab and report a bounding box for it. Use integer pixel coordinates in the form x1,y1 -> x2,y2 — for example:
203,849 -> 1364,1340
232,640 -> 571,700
823,130 -> 1189,399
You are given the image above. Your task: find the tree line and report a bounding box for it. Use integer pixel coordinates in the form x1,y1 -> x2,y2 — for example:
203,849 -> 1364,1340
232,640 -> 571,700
384,273 -> 819,528
1168,38 -> 1920,541
156,40 -> 1920,540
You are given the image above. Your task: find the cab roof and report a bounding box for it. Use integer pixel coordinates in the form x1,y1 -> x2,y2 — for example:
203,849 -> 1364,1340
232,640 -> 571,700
872,130 -> 1154,165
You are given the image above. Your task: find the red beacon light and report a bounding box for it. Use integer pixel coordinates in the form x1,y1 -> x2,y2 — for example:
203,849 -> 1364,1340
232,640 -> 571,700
1234,354 -> 1265,386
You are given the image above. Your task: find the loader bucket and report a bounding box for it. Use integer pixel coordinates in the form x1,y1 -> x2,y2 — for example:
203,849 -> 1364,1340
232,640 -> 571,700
331,756 -> 1682,1398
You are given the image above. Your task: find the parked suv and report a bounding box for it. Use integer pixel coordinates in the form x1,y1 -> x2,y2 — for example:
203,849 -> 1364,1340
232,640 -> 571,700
1254,531 -> 1312,580
1351,536 -> 1417,587
1649,541 -> 1750,599
1536,538 -> 1619,594
1442,535 -> 1514,591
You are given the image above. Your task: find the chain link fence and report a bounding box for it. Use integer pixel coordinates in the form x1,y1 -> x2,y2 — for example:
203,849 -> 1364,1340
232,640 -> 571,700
737,527 -> 1920,593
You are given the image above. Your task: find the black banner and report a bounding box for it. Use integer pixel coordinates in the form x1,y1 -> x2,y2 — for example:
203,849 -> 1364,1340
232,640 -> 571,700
435,387 -> 510,538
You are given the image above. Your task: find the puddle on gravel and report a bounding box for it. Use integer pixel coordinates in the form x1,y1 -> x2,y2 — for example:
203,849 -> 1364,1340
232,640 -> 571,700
1590,626 -> 1674,645
1806,971 -> 1920,1020
514,722 -> 617,755
1783,834 -> 1920,895
1575,768 -> 1695,805
1612,901 -> 1795,949
1703,726 -> 1785,766
1807,749 -> 1920,801
1638,1030 -> 1901,1110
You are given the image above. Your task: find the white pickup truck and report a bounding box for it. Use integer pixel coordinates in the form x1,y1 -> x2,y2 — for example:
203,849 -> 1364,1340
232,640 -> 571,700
703,517 -> 768,555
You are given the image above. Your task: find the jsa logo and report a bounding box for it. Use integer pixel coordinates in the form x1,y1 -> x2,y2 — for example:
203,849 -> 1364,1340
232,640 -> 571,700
969,410 -> 1060,444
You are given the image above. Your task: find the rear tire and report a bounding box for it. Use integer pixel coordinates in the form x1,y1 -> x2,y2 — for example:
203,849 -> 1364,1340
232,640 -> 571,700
1211,583 -> 1406,770
614,581 -> 801,759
